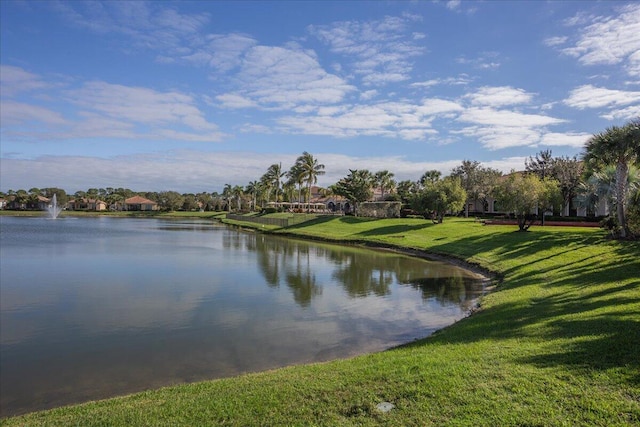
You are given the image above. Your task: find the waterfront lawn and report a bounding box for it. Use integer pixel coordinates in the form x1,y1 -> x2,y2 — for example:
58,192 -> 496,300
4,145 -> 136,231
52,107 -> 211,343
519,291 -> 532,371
3,217 -> 639,426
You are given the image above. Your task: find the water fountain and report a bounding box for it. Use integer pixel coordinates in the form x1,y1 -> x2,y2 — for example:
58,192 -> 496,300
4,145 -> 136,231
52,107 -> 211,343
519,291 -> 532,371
47,194 -> 63,219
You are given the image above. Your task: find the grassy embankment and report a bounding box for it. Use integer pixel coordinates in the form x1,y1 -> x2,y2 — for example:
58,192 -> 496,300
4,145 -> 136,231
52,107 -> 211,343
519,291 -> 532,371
2,215 -> 639,426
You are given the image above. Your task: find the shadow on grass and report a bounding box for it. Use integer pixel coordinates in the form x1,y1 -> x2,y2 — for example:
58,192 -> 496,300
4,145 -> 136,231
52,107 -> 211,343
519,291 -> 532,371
354,222 -> 434,236
404,229 -> 640,385
282,215 -> 338,230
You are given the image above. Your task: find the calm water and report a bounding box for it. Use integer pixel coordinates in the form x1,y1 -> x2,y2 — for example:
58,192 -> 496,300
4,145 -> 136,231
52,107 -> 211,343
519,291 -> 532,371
0,216 -> 487,416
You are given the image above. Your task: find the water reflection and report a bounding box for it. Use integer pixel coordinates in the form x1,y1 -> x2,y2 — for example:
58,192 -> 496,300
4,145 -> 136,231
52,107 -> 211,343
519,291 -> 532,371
0,217 -> 487,417
252,234 -> 481,306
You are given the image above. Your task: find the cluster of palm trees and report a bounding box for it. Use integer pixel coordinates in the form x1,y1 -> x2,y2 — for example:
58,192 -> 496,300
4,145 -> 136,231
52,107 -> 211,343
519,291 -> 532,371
222,152 -> 326,212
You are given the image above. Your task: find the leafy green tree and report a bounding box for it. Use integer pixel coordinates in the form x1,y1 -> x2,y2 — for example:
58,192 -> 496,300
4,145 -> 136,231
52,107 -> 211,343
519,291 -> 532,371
413,176 -> 466,223
551,156 -> 584,216
525,149 -> 554,179
182,194 -> 198,211
451,160 -> 502,217
157,191 -> 184,212
583,118 -> 640,238
330,169 -> 374,216
494,173 -> 559,231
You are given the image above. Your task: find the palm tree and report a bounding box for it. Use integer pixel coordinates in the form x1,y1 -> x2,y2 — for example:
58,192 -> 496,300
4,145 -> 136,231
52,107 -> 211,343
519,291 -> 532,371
245,181 -> 260,212
222,184 -> 233,212
374,170 -> 396,200
287,163 -> 305,206
265,163 -> 285,205
578,165 -> 640,218
232,185 -> 244,211
296,152 -> 325,212
583,118 -> 640,238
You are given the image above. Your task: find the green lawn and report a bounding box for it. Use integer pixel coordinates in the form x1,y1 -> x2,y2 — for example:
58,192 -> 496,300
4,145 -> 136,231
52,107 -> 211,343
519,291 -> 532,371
2,217 -> 639,426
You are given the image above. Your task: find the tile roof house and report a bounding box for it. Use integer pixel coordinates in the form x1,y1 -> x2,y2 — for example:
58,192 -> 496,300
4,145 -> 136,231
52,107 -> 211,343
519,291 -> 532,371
124,196 -> 158,211
68,198 -> 107,211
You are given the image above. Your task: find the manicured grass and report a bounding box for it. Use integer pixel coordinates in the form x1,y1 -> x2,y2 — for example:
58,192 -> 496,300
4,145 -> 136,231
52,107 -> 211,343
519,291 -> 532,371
2,217 -> 639,426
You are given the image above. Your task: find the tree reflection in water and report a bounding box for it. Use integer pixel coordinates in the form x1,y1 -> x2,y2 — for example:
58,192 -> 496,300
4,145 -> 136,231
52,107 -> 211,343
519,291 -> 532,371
251,233 -> 483,307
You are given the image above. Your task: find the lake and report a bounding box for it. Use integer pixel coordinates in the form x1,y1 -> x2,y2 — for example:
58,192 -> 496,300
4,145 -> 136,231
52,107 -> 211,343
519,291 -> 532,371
0,216 -> 487,416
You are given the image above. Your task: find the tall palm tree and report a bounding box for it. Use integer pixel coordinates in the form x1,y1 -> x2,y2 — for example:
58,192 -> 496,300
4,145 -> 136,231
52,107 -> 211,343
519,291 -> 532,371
245,181 -> 260,212
287,163 -> 305,205
583,118 -> 640,238
265,163 -> 285,205
222,184 -> 233,212
232,185 -> 244,211
296,152 -> 325,212
374,170 -> 396,200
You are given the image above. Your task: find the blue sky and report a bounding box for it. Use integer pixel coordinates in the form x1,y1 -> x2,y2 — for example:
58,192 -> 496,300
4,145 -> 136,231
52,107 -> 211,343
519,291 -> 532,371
1,0 -> 639,193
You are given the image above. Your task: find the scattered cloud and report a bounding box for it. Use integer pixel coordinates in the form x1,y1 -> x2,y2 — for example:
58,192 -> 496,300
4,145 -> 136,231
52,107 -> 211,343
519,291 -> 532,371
465,86 -> 534,107
52,1 -> 209,55
560,4 -> 640,77
308,15 -> 425,86
0,65 -> 51,96
446,1 -> 461,11
456,52 -> 501,70
218,45 -> 355,110
411,75 -> 473,88
543,36 -> 568,47
456,107 -> 566,150
539,132 -> 590,148
0,67 -> 225,143
564,84 -> 640,120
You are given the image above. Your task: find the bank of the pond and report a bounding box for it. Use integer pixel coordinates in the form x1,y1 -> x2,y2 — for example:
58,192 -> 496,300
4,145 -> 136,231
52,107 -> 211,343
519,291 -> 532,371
2,217 -> 639,426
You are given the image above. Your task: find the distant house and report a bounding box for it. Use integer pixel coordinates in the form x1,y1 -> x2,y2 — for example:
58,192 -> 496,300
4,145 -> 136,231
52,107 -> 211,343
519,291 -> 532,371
68,198 -> 107,211
0,198 -> 7,209
36,195 -> 51,211
124,196 -> 158,211
465,171 -> 609,218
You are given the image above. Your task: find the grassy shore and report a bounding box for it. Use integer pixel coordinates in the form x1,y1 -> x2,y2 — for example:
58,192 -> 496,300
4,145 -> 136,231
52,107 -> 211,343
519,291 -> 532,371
2,216 -> 639,426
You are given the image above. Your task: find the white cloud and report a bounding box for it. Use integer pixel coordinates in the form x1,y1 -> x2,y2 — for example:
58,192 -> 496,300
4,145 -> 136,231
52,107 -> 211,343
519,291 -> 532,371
276,98 -> 463,140
309,15 -> 425,86
539,132 -> 590,148
564,84 -> 640,109
600,105 -> 640,121
200,33 -> 258,72
543,36 -> 568,47
446,1 -> 461,11
217,45 -> 355,110
53,1 -> 209,55
411,75 -> 472,88
0,100 -> 68,126
466,86 -> 534,107
67,81 -> 221,134
456,107 -> 566,150
456,52 -> 501,70
564,84 -> 640,120
0,65 -> 51,97
561,4 -> 640,77
216,93 -> 258,109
